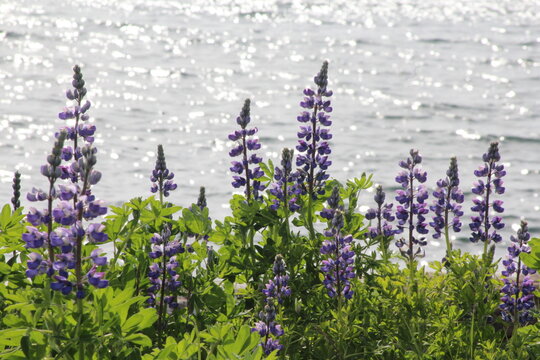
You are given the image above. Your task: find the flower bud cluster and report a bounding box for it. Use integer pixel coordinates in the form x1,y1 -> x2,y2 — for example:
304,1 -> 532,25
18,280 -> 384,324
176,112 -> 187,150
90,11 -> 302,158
150,145 -> 178,199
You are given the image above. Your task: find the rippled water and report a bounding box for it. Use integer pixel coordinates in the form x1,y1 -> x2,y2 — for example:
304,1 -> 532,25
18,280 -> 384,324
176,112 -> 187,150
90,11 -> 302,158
1,0 -> 539,262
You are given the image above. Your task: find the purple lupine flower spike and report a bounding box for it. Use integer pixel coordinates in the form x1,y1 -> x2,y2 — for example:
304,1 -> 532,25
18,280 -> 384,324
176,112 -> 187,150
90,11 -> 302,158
253,255 -> 290,355
269,148 -> 301,212
429,157 -> 464,252
23,67 -> 109,299
151,144 -> 178,202
296,61 -> 333,199
228,99 -> 265,202
319,186 -> 356,300
148,224 -> 184,337
365,185 -> 397,257
394,149 -> 429,265
469,142 -> 506,255
500,221 -> 536,325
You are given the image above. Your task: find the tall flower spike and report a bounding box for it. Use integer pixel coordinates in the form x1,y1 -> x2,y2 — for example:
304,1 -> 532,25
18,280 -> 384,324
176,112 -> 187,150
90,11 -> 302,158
365,185 -> 397,256
11,171 -> 21,210
469,142 -> 506,254
319,186 -> 356,300
58,65 -> 95,187
23,68 -> 109,300
147,224 -> 184,342
269,148 -> 301,212
228,99 -> 265,201
429,157 -> 464,252
150,145 -> 178,202
253,254 -> 289,355
394,149 -> 429,264
500,221 -> 536,325
296,61 -> 333,199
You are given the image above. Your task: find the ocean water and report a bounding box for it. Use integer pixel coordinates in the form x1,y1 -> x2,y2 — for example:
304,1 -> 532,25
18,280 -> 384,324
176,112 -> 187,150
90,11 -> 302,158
1,0 -> 539,263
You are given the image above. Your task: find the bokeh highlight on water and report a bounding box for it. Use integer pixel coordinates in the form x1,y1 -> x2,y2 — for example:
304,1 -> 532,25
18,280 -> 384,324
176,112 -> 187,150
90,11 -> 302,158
1,0 -> 539,263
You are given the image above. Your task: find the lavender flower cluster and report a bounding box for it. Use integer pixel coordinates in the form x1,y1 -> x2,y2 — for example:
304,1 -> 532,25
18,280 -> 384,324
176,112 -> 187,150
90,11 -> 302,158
470,142 -> 506,245
147,225 -> 184,311
430,157 -> 464,248
320,187 -> 355,300
394,149 -> 429,260
500,221 -> 536,324
296,61 -> 333,198
365,185 -> 397,239
151,144 -> 178,200
229,99 -> 265,202
253,255 -> 290,355
269,148 -> 301,212
24,66 -> 109,298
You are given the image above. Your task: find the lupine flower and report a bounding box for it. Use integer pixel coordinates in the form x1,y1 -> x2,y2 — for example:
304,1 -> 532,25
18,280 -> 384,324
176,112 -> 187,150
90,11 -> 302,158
253,255 -> 290,355
269,148 -> 301,212
58,65 -> 95,187
23,68 -> 108,300
365,185 -> 398,239
228,99 -> 265,201
319,186 -> 356,300
11,171 -> 21,210
469,142 -> 506,250
500,221 -> 536,325
262,254 -> 291,304
394,149 -> 429,262
429,157 -> 464,250
150,145 -> 178,201
147,225 -> 184,321
296,61 -> 333,199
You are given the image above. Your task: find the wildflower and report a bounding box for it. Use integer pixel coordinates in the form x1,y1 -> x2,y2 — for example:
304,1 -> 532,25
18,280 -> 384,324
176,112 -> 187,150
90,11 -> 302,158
269,148 -> 301,212
228,99 -> 264,201
150,144 -> 178,201
394,149 -> 429,262
320,187 -> 356,300
429,157 -> 464,250
469,142 -> 506,249
296,61 -> 333,199
253,254 -> 290,355
500,221 -> 536,325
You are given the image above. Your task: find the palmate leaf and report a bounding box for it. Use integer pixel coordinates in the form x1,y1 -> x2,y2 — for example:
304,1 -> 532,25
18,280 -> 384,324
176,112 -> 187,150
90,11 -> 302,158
521,237 -> 540,270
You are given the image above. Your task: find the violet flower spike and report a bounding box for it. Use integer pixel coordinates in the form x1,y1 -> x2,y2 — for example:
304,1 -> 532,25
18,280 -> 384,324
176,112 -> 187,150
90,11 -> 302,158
269,148 -> 301,213
253,255 -> 289,357
429,157 -> 464,252
394,149 -> 429,266
500,220 -> 536,326
150,144 -> 178,203
148,224 -> 184,339
228,99 -> 265,202
295,61 -> 334,199
469,142 -> 506,256
319,186 -> 356,300
365,185 -> 397,258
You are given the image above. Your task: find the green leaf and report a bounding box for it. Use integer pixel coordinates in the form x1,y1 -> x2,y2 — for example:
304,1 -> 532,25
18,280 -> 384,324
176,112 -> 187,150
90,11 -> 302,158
124,333 -> 153,347
122,308 -> 158,334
